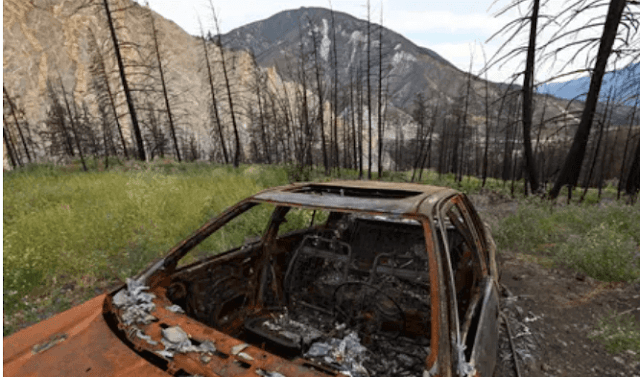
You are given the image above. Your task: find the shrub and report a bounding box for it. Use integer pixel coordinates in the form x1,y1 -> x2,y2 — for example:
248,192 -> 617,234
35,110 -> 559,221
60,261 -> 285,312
590,311 -> 640,358
556,222 -> 640,282
495,201 -> 640,282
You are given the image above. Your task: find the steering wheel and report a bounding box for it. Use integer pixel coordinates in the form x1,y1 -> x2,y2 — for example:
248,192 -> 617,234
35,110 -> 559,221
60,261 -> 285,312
332,282 -> 406,340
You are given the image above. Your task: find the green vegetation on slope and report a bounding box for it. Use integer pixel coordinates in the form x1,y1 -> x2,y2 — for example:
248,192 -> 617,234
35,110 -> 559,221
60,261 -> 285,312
495,199 -> 640,282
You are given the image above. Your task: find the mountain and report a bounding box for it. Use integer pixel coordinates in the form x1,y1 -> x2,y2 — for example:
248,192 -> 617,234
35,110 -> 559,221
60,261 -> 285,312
538,62 -> 640,103
220,7 -> 602,131
3,0 -> 302,166
220,7 -> 471,109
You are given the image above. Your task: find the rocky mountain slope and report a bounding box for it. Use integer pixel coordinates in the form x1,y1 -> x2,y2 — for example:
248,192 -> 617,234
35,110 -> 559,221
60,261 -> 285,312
220,6 -> 591,125
221,6 -> 471,110
3,0 -> 304,165
10,2 -> 631,171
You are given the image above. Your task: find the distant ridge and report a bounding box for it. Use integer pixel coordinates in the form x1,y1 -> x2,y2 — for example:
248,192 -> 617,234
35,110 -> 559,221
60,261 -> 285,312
538,62 -> 640,103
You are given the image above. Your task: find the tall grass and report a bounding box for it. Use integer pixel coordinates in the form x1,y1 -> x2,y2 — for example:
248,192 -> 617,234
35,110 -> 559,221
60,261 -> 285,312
495,199 -> 640,282
3,162 -> 289,313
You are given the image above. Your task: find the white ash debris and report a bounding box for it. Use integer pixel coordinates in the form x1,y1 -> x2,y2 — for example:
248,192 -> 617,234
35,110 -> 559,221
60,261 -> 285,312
263,312 -> 324,346
306,332 -> 370,377
165,304 -> 186,314
237,352 -> 254,361
112,278 -> 157,325
127,325 -> 159,346
256,369 -> 286,377
157,325 -> 217,359
496,291 -> 543,377
231,343 -> 249,355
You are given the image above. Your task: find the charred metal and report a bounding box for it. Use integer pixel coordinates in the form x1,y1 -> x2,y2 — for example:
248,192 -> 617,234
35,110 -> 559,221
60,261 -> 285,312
101,181 -> 500,377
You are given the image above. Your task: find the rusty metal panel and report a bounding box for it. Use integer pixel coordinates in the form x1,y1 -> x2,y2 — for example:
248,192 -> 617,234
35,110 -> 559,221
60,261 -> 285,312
3,294 -> 168,377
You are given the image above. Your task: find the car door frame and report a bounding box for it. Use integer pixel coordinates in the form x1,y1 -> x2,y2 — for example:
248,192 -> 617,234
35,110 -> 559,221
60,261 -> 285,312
434,194 -> 499,377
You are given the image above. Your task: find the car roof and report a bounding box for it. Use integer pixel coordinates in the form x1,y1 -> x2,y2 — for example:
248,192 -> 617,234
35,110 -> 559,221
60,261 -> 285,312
251,180 -> 459,216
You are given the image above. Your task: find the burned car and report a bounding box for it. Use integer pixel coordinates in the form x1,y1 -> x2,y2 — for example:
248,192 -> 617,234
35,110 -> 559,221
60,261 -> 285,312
4,181 -> 500,377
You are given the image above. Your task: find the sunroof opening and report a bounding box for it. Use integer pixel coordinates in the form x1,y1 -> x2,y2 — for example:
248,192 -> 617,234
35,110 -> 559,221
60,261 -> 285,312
290,184 -> 423,199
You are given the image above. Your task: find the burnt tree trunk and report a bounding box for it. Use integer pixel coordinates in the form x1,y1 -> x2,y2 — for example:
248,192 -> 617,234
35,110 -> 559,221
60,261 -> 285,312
200,23 -> 228,164
149,12 -> 181,162
3,115 -> 20,168
309,23 -> 328,174
3,86 -> 32,163
211,3 -> 242,167
549,0 -> 626,199
618,98 -> 638,199
58,79 -> 87,171
102,0 -> 145,161
521,0 -> 541,193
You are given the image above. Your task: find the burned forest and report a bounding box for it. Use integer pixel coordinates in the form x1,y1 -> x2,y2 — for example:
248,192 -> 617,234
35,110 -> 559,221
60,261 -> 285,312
3,0 -> 640,201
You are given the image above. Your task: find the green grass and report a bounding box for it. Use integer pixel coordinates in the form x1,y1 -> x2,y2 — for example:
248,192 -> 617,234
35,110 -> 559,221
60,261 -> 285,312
3,160 -> 290,327
4,160 -> 639,336
590,311 -> 640,359
495,198 -> 640,282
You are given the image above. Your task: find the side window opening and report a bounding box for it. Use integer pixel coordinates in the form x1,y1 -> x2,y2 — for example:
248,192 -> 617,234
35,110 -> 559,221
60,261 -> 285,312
177,203 -> 274,267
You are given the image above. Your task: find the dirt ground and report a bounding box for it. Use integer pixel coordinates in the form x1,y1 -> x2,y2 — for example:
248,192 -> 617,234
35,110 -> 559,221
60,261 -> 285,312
469,192 -> 640,377
494,249 -> 640,377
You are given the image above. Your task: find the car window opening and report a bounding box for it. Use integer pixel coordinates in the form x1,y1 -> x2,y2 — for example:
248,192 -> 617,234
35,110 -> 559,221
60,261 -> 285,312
290,184 -> 424,199
166,207 -> 433,377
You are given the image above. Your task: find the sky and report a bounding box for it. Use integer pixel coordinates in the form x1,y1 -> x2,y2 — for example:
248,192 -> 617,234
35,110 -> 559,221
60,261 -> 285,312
145,0 -> 628,85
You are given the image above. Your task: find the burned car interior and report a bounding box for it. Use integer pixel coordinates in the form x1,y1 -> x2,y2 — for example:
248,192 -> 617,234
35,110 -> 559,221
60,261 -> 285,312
105,182 -> 498,377
166,208 -> 433,376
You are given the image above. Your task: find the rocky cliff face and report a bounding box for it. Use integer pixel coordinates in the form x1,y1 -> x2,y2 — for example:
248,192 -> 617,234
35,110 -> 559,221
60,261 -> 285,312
3,0 -> 293,165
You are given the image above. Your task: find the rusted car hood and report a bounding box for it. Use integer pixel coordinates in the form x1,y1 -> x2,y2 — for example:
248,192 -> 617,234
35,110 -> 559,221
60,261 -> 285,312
3,294 -> 167,377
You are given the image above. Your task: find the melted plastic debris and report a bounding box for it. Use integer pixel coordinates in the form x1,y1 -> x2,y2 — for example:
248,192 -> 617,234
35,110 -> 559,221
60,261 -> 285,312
256,369 -> 287,377
112,278 -> 157,325
157,325 -> 217,359
306,332 -> 370,377
165,304 -> 186,314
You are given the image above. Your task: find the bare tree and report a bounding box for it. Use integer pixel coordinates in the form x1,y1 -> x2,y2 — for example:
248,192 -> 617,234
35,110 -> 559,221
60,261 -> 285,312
308,19 -> 329,173
198,20 -> 228,164
330,3 -> 340,173
521,0 -> 541,193
3,86 -> 32,163
209,1 -> 242,167
147,6 -> 181,161
58,78 -> 88,171
102,0 -> 145,161
377,5 -> 384,178
3,115 -> 20,168
88,31 -> 129,158
367,0 -> 373,179
549,0 -> 630,199
618,97 -> 638,198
